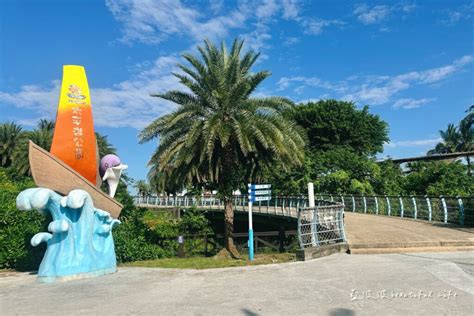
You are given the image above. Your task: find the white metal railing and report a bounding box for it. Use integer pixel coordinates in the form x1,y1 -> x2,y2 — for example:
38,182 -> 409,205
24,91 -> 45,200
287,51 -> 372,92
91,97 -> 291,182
134,194 -> 473,226
134,195 -> 308,218
316,194 -> 473,226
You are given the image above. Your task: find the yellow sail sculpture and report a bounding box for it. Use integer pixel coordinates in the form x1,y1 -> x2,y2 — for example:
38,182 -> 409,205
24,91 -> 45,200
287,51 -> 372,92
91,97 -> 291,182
50,65 -> 98,185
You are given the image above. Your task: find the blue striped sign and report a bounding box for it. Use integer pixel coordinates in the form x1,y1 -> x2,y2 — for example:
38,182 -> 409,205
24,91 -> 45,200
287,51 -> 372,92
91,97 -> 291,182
248,189 -> 272,196
248,184 -> 271,190
249,196 -> 271,202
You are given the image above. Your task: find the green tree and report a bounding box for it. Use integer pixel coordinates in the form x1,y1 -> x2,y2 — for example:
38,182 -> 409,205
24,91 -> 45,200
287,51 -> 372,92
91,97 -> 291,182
12,128 -> 53,176
372,160 -> 406,195
405,161 -> 473,196
95,133 -> 117,157
289,100 -> 389,156
0,122 -> 25,168
37,119 -> 55,132
428,107 -> 473,174
139,39 -> 305,257
134,180 -> 151,197
427,123 -> 460,155
459,106 -> 474,174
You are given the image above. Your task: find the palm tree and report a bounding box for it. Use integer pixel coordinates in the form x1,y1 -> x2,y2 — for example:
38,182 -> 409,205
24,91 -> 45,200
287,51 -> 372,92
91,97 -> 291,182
139,39 -> 305,257
428,107 -> 474,175
12,128 -> 53,176
134,180 -> 151,197
0,122 -> 25,167
459,106 -> 473,175
37,119 -> 55,132
95,133 -> 117,157
427,124 -> 460,155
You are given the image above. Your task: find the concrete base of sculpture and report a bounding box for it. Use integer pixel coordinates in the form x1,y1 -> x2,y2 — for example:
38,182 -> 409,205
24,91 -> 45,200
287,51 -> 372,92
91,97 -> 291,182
16,188 -> 120,283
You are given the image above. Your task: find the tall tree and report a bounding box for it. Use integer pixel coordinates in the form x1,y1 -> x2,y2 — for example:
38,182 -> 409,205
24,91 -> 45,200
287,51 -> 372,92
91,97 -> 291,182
37,119 -> 55,132
289,100 -> 389,156
134,180 -> 151,197
0,122 -> 25,167
428,123 -> 460,155
139,39 -> 305,258
12,128 -> 53,176
428,107 -> 473,174
95,133 -> 117,157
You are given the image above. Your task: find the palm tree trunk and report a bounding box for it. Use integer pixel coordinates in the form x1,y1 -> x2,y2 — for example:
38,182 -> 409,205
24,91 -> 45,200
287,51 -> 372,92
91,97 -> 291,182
224,195 -> 240,258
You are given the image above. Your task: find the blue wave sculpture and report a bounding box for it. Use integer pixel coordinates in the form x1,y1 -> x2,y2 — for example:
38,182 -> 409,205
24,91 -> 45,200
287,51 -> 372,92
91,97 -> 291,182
16,188 -> 120,283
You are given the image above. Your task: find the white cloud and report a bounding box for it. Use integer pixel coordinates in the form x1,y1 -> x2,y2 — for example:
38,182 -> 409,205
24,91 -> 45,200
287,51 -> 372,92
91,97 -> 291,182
0,56 -> 184,129
277,76 -> 343,92
283,36 -> 300,46
256,0 -> 279,19
393,98 -> 436,109
241,22 -> 272,55
354,4 -> 390,25
209,0 -> 224,14
105,0 -> 249,44
442,2 -> 474,25
384,138 -> 442,148
401,3 -> 417,13
277,55 -> 473,106
0,81 -> 60,116
353,2 -> 418,26
302,19 -> 345,35
282,0 -> 300,20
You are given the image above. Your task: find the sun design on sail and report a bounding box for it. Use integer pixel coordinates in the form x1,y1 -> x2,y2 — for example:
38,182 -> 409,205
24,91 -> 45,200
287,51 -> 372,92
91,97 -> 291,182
17,65 -> 125,282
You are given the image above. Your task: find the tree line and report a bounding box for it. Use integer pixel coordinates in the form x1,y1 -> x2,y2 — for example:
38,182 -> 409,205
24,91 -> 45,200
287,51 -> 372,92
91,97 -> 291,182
1,38 -> 472,259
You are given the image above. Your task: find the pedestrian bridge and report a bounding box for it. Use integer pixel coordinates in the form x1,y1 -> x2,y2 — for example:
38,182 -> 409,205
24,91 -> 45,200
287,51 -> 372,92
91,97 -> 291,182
134,194 -> 474,254
134,194 -> 472,226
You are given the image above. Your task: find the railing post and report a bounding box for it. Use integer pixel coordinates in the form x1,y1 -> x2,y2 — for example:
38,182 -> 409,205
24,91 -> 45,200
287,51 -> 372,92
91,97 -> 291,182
312,207 -> 319,246
385,195 -> 391,216
399,196 -> 404,218
340,195 -> 345,206
330,195 -> 334,202
412,196 -> 417,220
351,195 -> 355,212
440,196 -> 448,224
425,195 -> 432,221
375,196 -> 379,215
457,196 -> 465,226
363,195 -> 367,213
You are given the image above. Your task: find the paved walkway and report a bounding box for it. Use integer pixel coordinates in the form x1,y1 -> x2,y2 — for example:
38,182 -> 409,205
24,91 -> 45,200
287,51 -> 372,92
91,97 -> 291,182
1,252 -> 473,315
344,213 -> 474,253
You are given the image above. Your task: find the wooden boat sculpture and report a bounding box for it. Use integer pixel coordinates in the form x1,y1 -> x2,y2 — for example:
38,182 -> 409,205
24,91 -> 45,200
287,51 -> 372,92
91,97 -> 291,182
29,65 -> 123,218
29,141 -> 123,218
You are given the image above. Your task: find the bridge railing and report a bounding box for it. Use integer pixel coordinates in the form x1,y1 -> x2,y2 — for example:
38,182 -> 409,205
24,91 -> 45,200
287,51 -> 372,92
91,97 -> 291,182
134,194 -> 473,226
134,195 -> 309,218
316,194 -> 473,226
297,200 -> 346,249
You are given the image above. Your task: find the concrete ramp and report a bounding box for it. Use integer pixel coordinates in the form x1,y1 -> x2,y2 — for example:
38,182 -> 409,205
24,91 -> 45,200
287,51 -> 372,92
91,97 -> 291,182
345,212 -> 474,254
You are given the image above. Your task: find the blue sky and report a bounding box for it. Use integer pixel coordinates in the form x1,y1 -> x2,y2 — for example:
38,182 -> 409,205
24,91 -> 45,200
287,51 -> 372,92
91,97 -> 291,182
1,0 -> 473,184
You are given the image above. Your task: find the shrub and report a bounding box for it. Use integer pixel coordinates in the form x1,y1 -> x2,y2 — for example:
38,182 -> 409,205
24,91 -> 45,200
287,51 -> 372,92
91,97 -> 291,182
0,168 -> 48,270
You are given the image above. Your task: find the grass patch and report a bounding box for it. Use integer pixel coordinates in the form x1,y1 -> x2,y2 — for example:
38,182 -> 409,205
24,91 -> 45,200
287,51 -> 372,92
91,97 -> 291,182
120,253 -> 296,269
